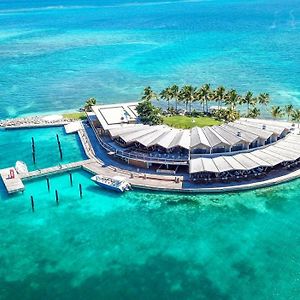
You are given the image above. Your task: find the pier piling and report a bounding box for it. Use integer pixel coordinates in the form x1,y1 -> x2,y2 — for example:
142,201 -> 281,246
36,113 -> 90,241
30,196 -> 34,212
69,173 -> 73,186
46,177 -> 50,191
56,134 -> 63,160
31,137 -> 35,152
32,137 -> 36,164
32,151 -> 36,164
79,184 -> 83,199
55,190 -> 59,206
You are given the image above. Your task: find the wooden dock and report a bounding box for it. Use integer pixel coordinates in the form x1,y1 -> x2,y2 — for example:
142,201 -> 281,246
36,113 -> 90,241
0,168 -> 25,194
83,161 -> 183,191
20,159 -> 95,180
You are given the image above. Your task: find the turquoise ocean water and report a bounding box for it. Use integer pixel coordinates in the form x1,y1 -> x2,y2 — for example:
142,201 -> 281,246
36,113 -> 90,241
1,167 -> 300,299
0,0 -> 299,118
1,1 -> 300,299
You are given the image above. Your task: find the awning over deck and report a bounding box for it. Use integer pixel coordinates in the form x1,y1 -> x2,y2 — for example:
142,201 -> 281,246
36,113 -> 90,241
189,134 -> 300,174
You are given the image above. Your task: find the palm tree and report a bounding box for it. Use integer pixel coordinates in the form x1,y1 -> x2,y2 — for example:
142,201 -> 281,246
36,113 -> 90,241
271,106 -> 284,119
285,104 -> 294,121
141,86 -> 157,102
200,84 -> 211,113
170,84 -> 180,112
223,108 -> 240,122
224,89 -> 240,111
179,85 -> 195,113
258,93 -> 270,107
291,109 -> 300,128
241,91 -> 257,116
160,87 -> 172,111
194,88 -> 205,113
248,107 -> 261,119
215,86 -> 226,110
84,97 -> 97,111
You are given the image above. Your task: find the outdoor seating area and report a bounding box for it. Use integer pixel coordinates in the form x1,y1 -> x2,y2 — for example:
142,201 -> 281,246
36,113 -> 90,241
190,134 -> 300,182
191,167 -> 268,183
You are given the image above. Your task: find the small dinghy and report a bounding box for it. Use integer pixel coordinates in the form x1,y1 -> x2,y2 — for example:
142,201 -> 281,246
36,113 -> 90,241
15,161 -> 28,174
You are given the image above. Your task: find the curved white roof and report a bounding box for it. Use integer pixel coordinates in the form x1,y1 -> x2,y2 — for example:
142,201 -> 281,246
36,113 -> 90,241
190,134 -> 300,174
107,119 -> 290,152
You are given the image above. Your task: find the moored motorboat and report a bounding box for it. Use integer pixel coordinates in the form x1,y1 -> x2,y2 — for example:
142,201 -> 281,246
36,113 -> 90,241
91,175 -> 131,192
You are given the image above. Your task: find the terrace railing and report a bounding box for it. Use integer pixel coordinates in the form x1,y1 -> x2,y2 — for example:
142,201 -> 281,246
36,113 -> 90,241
88,122 -> 188,165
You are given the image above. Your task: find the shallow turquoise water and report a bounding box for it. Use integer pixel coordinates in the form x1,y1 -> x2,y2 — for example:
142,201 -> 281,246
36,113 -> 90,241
0,0 -> 299,118
1,169 -> 300,299
1,0 -> 300,298
0,127 -> 86,171
0,127 -> 300,299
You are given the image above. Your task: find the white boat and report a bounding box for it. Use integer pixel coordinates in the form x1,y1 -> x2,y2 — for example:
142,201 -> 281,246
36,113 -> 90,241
91,175 -> 131,192
15,161 -> 28,174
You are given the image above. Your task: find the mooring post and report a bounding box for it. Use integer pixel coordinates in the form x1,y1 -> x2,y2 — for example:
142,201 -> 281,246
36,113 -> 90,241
32,137 -> 36,164
56,134 -> 60,145
32,151 -> 36,164
56,134 -> 63,160
59,148 -> 63,160
31,196 -> 34,213
69,173 -> 73,186
55,190 -> 59,206
31,137 -> 35,152
79,184 -> 82,199
46,177 -> 50,191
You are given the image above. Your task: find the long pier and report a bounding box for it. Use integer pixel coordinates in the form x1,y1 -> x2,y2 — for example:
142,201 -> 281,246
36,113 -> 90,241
20,159 -> 95,181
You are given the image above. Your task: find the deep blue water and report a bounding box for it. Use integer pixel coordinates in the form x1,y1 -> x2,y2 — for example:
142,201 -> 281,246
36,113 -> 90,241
0,0 -> 299,118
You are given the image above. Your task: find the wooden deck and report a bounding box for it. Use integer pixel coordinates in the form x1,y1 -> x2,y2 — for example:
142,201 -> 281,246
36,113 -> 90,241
20,159 -> 95,180
83,161 -> 183,191
0,168 -> 25,194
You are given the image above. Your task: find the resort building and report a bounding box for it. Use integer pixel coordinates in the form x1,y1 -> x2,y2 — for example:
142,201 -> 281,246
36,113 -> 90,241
90,102 -> 138,133
87,103 -> 300,182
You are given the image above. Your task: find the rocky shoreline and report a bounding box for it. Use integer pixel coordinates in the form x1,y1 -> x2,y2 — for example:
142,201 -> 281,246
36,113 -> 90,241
0,115 -> 74,128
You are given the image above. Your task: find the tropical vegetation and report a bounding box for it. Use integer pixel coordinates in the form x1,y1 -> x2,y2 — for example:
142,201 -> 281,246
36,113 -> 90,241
163,115 -> 222,129
136,96 -> 163,125
63,112 -> 86,120
137,84 -> 273,126
84,97 -> 97,112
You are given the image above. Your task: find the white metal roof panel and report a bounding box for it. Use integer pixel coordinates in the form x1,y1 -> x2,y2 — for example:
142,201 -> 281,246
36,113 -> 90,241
233,153 -> 261,170
220,124 -> 258,144
156,129 -> 180,149
190,127 -> 211,148
236,120 -> 288,136
135,127 -> 170,147
202,157 -> 219,173
250,150 -> 283,166
230,123 -> 274,140
189,157 -> 204,174
212,156 -> 235,172
222,156 -> 247,170
120,126 -> 160,143
109,124 -> 147,138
